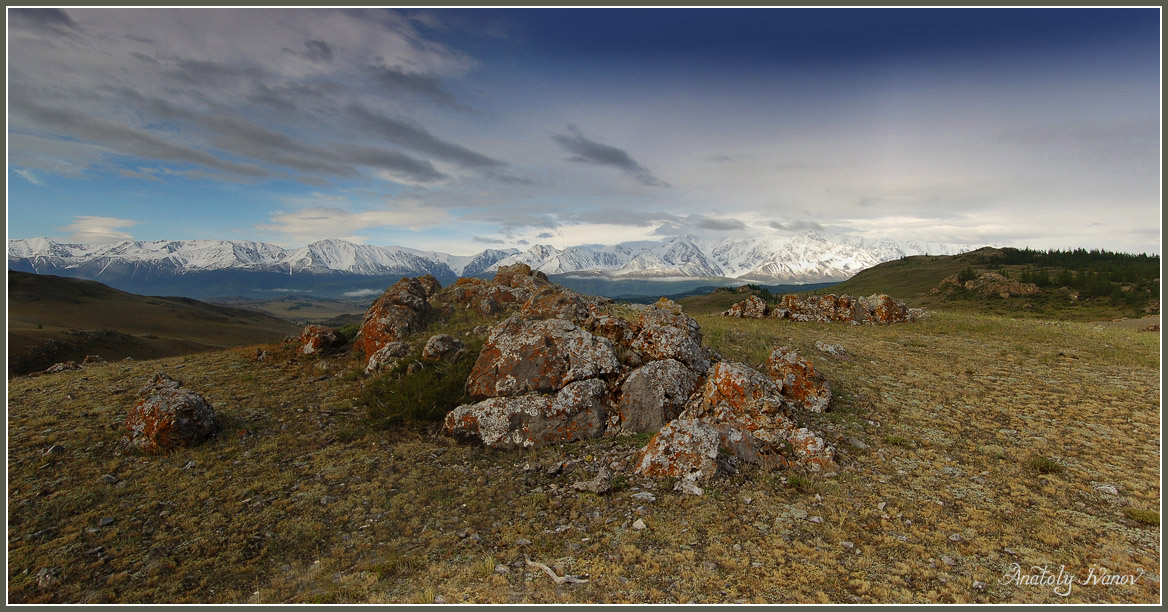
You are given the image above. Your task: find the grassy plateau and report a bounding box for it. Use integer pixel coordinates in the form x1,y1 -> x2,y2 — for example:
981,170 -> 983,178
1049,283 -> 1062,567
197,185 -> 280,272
6,290 -> 1160,603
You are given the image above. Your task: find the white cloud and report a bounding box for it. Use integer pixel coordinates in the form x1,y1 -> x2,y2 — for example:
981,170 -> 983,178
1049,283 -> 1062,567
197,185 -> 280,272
58,215 -> 139,243
342,288 -> 382,298
257,200 -> 449,245
13,168 -> 44,185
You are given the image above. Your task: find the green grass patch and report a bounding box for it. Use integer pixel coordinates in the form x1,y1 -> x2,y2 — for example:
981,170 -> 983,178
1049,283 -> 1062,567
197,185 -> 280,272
1123,507 -> 1159,526
1028,455 -> 1064,474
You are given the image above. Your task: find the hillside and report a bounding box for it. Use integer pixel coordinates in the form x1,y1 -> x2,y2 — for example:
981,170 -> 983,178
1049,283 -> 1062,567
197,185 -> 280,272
7,271 -> 300,375
797,247 -> 1160,322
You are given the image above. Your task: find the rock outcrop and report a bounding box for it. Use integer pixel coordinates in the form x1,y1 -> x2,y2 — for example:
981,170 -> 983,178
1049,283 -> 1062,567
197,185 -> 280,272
768,346 -> 832,413
299,325 -> 344,355
721,295 -> 768,318
364,341 -> 410,375
933,271 -> 1039,299
125,373 -> 216,454
356,277 -> 436,365
722,293 -> 919,324
44,361 -> 82,374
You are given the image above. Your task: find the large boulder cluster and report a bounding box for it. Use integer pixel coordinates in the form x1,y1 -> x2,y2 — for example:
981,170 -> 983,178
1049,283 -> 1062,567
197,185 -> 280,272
721,293 -> 921,324
355,275 -> 440,367
124,373 -> 216,454
442,282 -> 836,477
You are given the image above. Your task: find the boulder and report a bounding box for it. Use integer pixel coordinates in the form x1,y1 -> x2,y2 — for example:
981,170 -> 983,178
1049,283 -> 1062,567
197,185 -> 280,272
444,378 -> 609,448
125,373 -> 216,453
721,295 -> 768,318
364,341 -> 410,375
773,293 -> 915,325
466,316 -> 619,399
520,285 -> 592,323
82,354 -> 106,365
421,334 -> 464,361
630,298 -> 712,373
865,294 -> 910,324
299,325 -> 344,355
768,346 -> 832,413
355,277 -> 433,362
633,419 -> 721,479
415,274 -> 442,297
493,263 -> 550,289
610,359 -> 702,434
586,311 -> 637,345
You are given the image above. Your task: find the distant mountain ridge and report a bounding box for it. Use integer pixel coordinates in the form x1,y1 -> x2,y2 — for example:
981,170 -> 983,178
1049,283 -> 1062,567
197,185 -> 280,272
8,232 -> 975,298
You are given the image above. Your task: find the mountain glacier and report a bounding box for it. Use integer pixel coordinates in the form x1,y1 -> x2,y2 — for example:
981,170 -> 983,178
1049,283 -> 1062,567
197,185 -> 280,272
8,232 -> 975,298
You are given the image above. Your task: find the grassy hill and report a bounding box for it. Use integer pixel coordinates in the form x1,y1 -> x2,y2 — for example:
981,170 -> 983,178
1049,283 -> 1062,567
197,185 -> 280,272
7,271 -> 300,375
208,295 -> 372,325
684,247 -> 1160,322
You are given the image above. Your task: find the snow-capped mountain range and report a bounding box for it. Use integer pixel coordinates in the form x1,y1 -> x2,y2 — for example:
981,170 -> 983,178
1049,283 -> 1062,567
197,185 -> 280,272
8,232 -> 975,298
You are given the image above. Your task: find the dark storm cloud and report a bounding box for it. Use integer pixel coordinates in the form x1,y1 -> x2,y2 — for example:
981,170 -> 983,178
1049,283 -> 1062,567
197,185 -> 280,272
304,39 -> 334,62
366,64 -> 463,108
770,220 -> 825,232
345,104 -> 506,170
551,124 -> 667,187
9,8 -> 81,35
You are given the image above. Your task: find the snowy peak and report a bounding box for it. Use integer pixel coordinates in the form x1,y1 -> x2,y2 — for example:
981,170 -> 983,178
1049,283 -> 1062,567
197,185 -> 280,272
9,232 -> 977,285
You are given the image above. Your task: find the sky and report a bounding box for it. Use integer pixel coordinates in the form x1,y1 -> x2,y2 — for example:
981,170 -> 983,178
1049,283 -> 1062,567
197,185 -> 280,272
6,8 -> 1162,255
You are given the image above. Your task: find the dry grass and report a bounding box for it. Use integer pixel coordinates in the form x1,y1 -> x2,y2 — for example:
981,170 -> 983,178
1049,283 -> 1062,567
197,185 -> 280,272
7,309 -> 1160,603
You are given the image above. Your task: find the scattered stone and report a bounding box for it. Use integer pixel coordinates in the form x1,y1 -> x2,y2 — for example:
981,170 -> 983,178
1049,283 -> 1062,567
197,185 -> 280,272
1140,323 -> 1159,333
421,334 -> 464,361
1096,484 -> 1119,496
516,538 -> 532,547
847,437 -> 869,450
36,567 -> 62,589
433,595 -> 447,604
630,491 -> 657,503
840,541 -> 854,549
674,477 -> 704,496
43,444 -> 65,456
972,581 -> 986,591
949,533 -> 963,542
495,564 -> 510,574
98,517 -> 115,527
877,502 -> 887,511
81,354 -> 105,365
124,372 -> 216,454
632,518 -> 647,530
101,474 -> 119,484
941,555 -> 957,566
44,361 -> 81,374
807,516 -> 824,524
813,340 -> 849,358
571,466 -> 613,495
1004,547 -> 1019,556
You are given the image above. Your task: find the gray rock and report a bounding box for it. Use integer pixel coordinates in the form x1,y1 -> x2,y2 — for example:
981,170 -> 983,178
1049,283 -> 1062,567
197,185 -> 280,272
611,359 -> 701,434
421,334 -> 464,362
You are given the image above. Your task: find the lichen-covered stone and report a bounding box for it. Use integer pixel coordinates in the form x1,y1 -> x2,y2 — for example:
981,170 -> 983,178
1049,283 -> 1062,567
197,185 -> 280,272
364,341 -> 410,375
630,298 -> 712,373
421,334 -> 464,361
466,316 -> 619,399
443,379 -> 609,448
125,373 -> 216,454
611,359 -> 701,434
633,419 -> 721,479
355,277 -> 432,363
768,346 -> 832,413
299,324 -> 344,355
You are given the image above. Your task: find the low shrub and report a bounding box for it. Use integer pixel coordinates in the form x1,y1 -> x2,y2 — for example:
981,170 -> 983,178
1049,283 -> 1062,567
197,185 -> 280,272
360,342 -> 481,430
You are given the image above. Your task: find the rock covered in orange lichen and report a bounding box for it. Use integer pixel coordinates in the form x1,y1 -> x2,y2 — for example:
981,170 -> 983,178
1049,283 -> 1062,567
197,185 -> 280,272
721,295 -> 768,318
768,346 -> 832,413
125,373 -> 216,454
465,316 -> 619,399
355,277 -> 434,363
